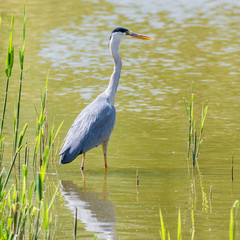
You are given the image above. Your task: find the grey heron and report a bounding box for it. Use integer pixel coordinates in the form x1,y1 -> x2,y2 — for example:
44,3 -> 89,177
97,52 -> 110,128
59,27 -> 153,170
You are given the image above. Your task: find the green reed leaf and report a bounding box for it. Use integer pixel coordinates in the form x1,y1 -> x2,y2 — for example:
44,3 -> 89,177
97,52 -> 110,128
37,173 -> 43,201
177,209 -> 182,240
159,209 -> 166,240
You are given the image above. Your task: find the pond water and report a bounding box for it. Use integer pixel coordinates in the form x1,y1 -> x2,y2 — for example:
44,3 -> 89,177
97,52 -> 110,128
1,0 -> 240,239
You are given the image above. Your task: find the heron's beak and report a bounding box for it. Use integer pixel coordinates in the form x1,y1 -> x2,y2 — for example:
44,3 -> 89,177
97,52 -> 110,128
128,31 -> 153,40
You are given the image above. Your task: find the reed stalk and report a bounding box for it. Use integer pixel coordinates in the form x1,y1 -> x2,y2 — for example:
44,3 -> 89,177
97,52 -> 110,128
177,209 -> 182,240
24,142 -> 29,166
33,75 -> 63,168
183,84 -> 194,158
1,124 -> 28,195
136,169 -> 139,186
159,209 -> 166,240
159,209 -> 184,240
190,209 -> 195,240
0,7 -> 61,239
74,208 -> 77,237
229,200 -> 239,240
13,4 -> 26,155
192,130 -> 197,166
0,14 -> 14,162
209,185 -> 212,200
184,85 -> 208,166
195,101 -> 208,159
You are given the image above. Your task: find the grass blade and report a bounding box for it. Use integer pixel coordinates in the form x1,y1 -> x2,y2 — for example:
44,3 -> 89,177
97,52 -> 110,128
2,124 -> 27,193
230,207 -> 233,240
37,173 -> 43,201
191,209 -> 195,240
1,14 -> 14,161
159,209 -> 166,240
177,209 -> 182,240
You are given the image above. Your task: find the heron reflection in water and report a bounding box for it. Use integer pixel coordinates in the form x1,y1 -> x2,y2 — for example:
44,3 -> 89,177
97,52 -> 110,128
60,171 -> 117,239
59,27 -> 153,169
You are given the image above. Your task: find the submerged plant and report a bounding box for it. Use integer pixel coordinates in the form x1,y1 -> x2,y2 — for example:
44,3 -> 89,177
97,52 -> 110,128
183,84 -> 208,166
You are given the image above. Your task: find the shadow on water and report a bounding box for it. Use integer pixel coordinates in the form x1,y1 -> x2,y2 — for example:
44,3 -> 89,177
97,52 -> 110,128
59,170 -> 117,240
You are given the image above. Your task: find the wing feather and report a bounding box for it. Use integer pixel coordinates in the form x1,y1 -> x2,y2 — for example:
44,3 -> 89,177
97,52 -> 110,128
59,94 -> 116,164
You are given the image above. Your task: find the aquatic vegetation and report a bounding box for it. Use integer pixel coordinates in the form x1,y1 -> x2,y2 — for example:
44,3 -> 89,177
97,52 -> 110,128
159,209 -> 184,240
160,201 -> 240,240
74,208 -> 77,237
0,5 -> 61,239
33,75 -> 63,168
183,85 -> 208,166
0,162 -> 57,239
230,200 -> 239,240
0,14 -> 14,162
13,4 -> 27,156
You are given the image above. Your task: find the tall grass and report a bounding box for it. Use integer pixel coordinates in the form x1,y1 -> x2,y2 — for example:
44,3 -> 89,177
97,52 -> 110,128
159,209 -> 184,240
183,86 -> 209,221
33,75 -> 63,168
159,209 -> 166,240
0,14 -> 14,162
229,200 -> 239,240
0,6 -> 62,239
13,4 -> 27,155
0,162 -> 57,239
160,202 -> 240,240
183,85 -> 208,166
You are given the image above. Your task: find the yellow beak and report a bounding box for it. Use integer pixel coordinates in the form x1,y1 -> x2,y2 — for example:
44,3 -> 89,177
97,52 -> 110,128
128,31 -> 153,40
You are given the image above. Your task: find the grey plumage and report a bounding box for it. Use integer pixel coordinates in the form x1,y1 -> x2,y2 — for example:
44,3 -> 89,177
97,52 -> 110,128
59,94 -> 116,164
59,27 -> 153,169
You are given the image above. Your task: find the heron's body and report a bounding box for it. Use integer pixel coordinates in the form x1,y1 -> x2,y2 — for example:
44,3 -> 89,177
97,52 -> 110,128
59,27 -> 153,169
59,94 -> 116,164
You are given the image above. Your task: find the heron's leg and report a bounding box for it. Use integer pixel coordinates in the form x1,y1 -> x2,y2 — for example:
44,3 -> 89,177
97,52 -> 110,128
81,153 -> 86,170
81,169 -> 86,186
102,141 -> 109,168
102,168 -> 108,199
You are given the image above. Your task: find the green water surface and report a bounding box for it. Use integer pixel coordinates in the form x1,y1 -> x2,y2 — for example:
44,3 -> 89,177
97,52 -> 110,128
1,0 -> 240,239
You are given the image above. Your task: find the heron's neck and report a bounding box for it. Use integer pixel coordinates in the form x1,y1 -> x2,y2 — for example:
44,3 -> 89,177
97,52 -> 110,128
105,38 -> 122,105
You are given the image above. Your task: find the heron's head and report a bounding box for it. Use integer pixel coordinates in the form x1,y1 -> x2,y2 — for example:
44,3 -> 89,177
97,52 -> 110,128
109,27 -> 153,45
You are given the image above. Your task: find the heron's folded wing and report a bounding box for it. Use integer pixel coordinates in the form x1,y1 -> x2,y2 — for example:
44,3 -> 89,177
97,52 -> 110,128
59,95 -> 116,163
